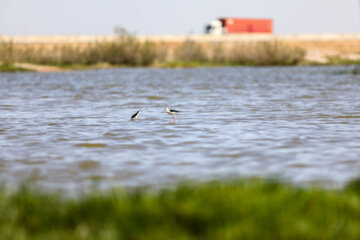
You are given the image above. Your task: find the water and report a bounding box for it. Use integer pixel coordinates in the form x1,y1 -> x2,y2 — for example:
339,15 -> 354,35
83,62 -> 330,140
1,66 -> 360,189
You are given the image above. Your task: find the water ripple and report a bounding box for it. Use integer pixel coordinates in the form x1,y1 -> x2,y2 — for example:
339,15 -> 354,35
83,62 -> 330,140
0,66 -> 360,189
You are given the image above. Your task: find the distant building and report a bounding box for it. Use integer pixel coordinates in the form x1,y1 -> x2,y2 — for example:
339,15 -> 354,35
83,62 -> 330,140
205,18 -> 273,34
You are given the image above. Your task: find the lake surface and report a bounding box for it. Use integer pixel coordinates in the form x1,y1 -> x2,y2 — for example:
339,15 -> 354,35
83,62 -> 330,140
0,66 -> 360,189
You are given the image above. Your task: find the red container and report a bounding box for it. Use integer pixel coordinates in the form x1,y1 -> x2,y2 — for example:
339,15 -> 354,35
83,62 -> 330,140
219,18 -> 273,34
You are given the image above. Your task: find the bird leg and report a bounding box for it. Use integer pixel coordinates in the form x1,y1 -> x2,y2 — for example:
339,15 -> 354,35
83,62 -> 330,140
172,114 -> 176,122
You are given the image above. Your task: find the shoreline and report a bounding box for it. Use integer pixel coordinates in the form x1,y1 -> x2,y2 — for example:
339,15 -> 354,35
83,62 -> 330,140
2,33 -> 360,71
1,60 -> 360,73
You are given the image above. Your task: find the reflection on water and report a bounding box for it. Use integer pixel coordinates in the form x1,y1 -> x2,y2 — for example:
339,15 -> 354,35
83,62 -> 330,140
0,66 -> 360,189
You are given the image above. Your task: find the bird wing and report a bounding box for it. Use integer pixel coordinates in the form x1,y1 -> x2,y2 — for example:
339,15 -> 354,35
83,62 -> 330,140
131,110 -> 140,119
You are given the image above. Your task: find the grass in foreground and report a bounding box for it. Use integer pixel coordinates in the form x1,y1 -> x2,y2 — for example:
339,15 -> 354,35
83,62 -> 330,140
0,178 -> 360,240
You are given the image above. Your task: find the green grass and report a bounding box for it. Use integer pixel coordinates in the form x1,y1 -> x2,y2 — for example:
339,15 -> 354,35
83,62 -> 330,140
0,178 -> 360,240
162,61 -> 233,68
326,56 -> 360,65
0,64 -> 33,72
307,56 -> 360,67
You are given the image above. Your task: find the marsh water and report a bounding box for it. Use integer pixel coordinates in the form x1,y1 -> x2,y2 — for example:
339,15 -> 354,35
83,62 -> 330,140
0,66 -> 360,189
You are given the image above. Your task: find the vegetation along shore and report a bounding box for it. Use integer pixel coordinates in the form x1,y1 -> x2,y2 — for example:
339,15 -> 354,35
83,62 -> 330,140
0,178 -> 359,239
1,33 -> 360,72
0,38 -> 304,72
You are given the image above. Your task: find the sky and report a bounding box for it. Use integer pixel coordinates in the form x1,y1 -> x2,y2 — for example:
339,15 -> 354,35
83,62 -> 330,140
0,0 -> 359,35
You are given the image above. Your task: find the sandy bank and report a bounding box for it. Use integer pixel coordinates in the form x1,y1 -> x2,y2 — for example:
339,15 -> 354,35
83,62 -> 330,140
13,63 -> 65,72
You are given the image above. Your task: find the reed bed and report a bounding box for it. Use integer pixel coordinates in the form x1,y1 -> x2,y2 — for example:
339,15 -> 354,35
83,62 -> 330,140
227,41 -> 306,65
0,35 -> 156,67
0,36 -> 306,69
0,178 -> 359,240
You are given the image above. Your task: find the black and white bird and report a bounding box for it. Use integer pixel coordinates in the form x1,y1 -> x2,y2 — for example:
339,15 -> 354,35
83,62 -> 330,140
163,106 -> 180,122
131,110 -> 141,121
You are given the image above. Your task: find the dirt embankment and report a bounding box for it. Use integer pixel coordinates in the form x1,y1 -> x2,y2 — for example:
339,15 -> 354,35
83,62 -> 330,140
13,63 -> 64,72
